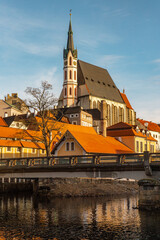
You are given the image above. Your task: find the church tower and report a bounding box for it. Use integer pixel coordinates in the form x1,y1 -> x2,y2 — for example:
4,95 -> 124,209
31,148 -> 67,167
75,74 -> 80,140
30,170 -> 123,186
62,12 -> 78,107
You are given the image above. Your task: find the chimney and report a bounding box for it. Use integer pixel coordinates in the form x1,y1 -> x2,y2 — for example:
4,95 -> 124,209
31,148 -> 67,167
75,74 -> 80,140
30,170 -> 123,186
123,89 -> 125,94
100,100 -> 107,137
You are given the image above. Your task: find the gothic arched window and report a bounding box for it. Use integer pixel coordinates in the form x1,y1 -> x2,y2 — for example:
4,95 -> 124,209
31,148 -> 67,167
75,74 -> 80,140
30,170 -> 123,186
69,57 -> 72,65
70,87 -> 72,95
64,71 -> 67,80
70,70 -> 72,79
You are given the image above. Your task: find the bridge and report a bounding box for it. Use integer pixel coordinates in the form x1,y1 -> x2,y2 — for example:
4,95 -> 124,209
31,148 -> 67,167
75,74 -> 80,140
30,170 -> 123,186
0,152 -> 159,181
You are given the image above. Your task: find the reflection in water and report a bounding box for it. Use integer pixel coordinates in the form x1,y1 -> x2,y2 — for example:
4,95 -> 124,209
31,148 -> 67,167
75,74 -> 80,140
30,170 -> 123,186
0,194 -> 159,239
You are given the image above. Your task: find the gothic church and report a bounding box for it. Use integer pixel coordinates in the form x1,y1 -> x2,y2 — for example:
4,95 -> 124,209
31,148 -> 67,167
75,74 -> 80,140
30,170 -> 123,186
58,14 -> 136,132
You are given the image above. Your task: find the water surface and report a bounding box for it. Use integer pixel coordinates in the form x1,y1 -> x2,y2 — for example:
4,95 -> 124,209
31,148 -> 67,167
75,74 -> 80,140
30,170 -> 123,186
0,194 -> 159,240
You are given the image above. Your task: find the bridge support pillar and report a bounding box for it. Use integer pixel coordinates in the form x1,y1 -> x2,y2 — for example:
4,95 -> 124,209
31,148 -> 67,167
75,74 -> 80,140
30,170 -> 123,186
138,179 -> 160,210
144,151 -> 152,176
32,179 -> 39,194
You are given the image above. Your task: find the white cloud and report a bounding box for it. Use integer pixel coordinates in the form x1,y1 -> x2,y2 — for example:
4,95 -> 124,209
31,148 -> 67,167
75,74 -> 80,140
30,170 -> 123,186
93,55 -> 125,69
0,67 -> 63,100
152,59 -> 160,63
10,39 -> 61,56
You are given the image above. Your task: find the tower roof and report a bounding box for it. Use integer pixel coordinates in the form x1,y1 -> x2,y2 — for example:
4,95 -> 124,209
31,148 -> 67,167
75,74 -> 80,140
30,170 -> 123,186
64,12 -> 77,58
67,13 -> 74,51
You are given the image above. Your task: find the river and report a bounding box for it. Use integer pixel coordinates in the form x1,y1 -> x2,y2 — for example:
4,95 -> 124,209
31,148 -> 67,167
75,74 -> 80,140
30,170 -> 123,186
0,194 -> 159,240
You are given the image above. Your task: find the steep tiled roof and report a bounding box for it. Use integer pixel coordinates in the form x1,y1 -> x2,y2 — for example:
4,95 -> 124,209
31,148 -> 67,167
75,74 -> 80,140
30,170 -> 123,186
52,127 -> 133,154
107,122 -> 132,130
77,60 -> 124,103
0,117 -> 8,127
107,127 -> 157,141
137,119 -> 160,133
70,130 -> 133,154
120,92 -> 133,109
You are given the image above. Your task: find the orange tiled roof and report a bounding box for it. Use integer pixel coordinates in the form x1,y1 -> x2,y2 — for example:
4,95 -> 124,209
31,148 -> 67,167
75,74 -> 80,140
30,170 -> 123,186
137,119 -> 160,133
0,117 -> 8,127
107,128 -> 157,141
53,128 -> 133,154
21,141 -> 40,149
121,92 -> 133,109
0,139 -> 22,147
0,126 -> 33,140
36,142 -> 45,150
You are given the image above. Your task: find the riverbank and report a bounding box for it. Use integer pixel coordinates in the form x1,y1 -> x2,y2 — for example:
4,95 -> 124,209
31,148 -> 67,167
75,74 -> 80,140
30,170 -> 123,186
38,177 -> 139,198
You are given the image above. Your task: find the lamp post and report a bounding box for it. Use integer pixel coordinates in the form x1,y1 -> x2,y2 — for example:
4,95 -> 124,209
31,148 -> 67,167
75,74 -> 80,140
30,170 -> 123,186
144,122 -> 148,151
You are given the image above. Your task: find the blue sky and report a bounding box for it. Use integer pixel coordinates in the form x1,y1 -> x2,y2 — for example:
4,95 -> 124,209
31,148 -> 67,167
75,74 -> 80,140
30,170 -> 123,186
0,0 -> 160,122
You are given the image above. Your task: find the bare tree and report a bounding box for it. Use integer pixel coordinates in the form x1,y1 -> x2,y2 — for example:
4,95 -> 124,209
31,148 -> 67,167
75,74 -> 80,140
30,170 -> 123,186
25,81 -> 62,157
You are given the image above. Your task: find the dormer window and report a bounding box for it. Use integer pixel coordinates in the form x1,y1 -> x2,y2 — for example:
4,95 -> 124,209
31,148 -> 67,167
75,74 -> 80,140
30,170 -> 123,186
136,126 -> 140,133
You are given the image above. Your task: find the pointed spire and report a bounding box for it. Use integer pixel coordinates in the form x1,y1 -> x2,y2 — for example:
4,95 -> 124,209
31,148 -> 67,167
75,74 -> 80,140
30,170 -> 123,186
64,10 -> 77,59
67,10 -> 74,51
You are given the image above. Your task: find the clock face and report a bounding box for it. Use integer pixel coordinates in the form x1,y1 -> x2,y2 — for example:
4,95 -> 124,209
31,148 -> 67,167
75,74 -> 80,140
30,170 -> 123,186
73,61 -> 77,66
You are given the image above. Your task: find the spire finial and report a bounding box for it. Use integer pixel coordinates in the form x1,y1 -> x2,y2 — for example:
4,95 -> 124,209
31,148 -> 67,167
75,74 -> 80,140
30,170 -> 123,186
70,9 -> 72,18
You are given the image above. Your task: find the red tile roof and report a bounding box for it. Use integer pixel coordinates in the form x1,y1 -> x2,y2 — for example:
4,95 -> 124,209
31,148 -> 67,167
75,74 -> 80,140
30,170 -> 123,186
121,92 -> 133,109
137,119 -> 160,133
107,127 -> 157,141
107,122 -> 132,130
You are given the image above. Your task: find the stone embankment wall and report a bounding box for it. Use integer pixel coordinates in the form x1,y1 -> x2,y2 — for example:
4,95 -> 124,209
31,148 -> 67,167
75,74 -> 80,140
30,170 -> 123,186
38,178 -> 139,197
0,182 -> 33,193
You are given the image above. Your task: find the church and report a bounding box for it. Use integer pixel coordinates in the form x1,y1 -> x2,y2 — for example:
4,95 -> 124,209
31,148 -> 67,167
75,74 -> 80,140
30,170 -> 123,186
58,13 -> 136,135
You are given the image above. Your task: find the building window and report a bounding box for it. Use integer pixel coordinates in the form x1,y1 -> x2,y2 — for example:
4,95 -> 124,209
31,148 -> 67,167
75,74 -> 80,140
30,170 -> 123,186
72,121 -> 77,125
66,142 -> 70,151
93,101 -> 96,109
65,71 -> 67,80
75,88 -> 76,96
41,149 -> 45,154
7,147 -> 11,152
32,149 -> 36,153
136,141 -> 139,152
4,112 -> 8,118
70,87 -> 72,95
17,147 -> 21,152
69,56 -> 72,65
70,70 -> 72,79
71,142 -> 75,151
140,142 -> 143,152
65,88 -> 67,96
74,71 -> 76,80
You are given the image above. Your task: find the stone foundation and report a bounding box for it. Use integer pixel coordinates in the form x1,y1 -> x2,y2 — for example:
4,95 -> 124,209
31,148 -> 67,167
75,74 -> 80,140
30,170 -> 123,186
138,179 -> 160,210
37,177 -> 138,198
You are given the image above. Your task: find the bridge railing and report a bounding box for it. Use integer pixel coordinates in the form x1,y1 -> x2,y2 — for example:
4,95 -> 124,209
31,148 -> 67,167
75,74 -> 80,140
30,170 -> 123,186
0,153 -> 146,168
150,153 -> 160,163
